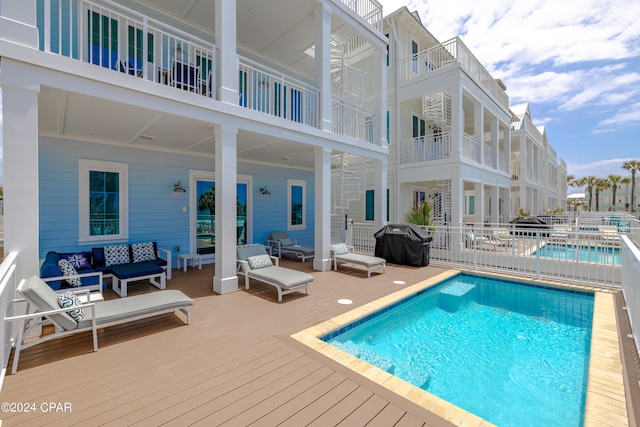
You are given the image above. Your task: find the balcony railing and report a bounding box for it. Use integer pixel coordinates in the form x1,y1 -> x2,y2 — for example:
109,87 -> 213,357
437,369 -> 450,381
238,57 -> 319,128
463,133 -> 481,163
499,152 -> 509,173
400,132 -> 451,164
332,97 -> 378,145
337,0 -> 383,32
483,144 -> 496,169
400,37 -> 509,109
38,0 -> 217,98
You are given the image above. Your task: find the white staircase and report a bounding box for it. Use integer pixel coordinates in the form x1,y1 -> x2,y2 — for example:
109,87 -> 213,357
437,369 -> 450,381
331,153 -> 367,213
433,180 -> 452,224
422,91 -> 452,128
331,40 -> 367,107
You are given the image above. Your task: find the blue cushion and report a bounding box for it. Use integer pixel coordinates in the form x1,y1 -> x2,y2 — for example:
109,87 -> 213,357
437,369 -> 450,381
92,247 -> 106,267
110,262 -> 163,279
40,252 -> 64,290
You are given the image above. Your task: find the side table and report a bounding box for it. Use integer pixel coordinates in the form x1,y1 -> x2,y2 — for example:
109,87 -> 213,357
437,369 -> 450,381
177,253 -> 203,272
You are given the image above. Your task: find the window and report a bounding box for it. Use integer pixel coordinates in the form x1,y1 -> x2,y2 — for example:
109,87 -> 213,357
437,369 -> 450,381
385,33 -> 390,67
288,179 -> 306,230
411,40 -> 418,74
365,189 -> 375,221
79,160 -> 128,243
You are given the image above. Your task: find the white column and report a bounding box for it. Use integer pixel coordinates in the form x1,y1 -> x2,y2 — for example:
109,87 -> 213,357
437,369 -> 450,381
215,0 -> 238,105
474,182 -> 484,224
213,124 -> 239,294
451,178 -> 463,227
375,44 -> 387,146
2,84 -> 40,280
0,1 -> 38,48
491,116 -> 499,169
374,158 -> 388,229
313,147 -> 332,271
314,4 -> 332,131
451,83 -> 464,161
474,102 -> 483,164
490,186 -> 499,223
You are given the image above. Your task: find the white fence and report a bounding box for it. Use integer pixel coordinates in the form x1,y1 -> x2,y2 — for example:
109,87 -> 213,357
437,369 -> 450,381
0,252 -> 18,388
350,222 -> 625,288
621,236 -> 640,357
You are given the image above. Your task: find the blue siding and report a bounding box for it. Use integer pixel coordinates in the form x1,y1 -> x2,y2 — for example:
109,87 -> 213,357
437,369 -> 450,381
39,137 -> 316,264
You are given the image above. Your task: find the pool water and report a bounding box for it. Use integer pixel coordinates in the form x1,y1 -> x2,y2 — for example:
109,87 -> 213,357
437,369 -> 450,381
324,274 -> 594,427
534,243 -> 620,265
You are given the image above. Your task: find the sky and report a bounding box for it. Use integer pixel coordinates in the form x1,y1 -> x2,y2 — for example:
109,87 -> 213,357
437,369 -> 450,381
1,1 -> 638,186
379,0 -> 640,182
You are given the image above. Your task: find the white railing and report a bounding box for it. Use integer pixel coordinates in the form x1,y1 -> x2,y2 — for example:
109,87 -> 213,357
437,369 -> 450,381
399,37 -> 509,109
0,252 -> 18,388
350,222 -> 624,287
332,97 -> 378,144
400,132 -> 452,164
463,133 -> 481,163
239,57 -> 319,128
39,0 -> 218,98
337,0 -> 383,32
621,236 -> 640,357
483,145 -> 496,169
499,152 -> 509,173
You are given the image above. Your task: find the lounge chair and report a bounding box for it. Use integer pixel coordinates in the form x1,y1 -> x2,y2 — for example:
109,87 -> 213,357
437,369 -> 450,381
330,242 -> 386,278
6,275 -> 194,374
237,244 -> 313,301
266,231 -> 315,262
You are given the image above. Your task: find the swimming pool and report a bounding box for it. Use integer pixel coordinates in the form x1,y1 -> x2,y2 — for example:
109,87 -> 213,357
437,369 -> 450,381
533,243 -> 620,265
321,273 -> 594,427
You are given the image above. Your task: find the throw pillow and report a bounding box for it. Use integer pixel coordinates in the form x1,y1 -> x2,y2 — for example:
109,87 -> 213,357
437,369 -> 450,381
63,252 -> 91,270
131,242 -> 156,263
57,290 -> 84,322
247,254 -> 273,269
104,244 -> 131,266
280,238 -> 295,247
57,259 -> 82,287
332,243 -> 349,255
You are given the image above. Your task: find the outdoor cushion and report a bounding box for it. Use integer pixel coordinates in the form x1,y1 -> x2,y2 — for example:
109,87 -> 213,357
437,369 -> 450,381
63,252 -> 92,269
57,291 -> 84,322
110,262 -> 163,279
335,253 -> 386,268
76,290 -> 194,328
104,244 -> 131,266
57,259 -> 82,287
247,254 -> 273,269
331,243 -> 350,255
20,275 -> 77,331
249,266 -> 313,289
131,242 -> 156,263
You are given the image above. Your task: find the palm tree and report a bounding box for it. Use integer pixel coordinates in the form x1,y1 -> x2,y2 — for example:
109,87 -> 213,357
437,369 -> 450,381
198,186 -> 216,235
404,201 -> 433,228
568,177 -> 587,212
622,160 -> 640,212
594,178 -> 610,211
585,176 -> 597,211
608,175 -> 623,210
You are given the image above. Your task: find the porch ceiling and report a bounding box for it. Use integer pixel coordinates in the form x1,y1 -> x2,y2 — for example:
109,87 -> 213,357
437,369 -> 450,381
38,87 -> 317,169
133,0 -> 356,78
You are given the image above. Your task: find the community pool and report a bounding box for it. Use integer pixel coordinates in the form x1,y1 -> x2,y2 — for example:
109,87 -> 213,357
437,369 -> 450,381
321,273 -> 594,427
533,243 -> 621,265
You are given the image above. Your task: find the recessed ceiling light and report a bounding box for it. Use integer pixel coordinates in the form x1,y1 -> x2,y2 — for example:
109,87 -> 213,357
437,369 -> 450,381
139,134 -> 156,141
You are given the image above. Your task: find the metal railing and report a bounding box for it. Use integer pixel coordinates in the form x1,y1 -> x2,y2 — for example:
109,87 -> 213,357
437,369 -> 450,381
399,37 -> 509,109
337,0 -> 383,32
399,133 -> 451,164
39,0 -> 218,98
0,252 -> 18,386
463,133 -> 481,163
350,222 -> 627,288
332,97 -> 378,144
621,236 -> 640,357
483,144 -> 496,169
238,57 -> 319,127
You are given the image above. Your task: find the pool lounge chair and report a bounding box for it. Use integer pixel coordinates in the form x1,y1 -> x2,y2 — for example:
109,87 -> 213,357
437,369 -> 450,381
330,242 -> 386,278
237,244 -> 313,302
266,231 -> 315,262
6,275 -> 194,374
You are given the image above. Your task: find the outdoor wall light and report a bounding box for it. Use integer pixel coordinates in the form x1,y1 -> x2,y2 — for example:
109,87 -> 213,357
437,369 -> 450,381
259,186 -> 271,195
173,181 -> 187,192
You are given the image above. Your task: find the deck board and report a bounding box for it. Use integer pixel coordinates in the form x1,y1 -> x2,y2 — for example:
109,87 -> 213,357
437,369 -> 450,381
0,259 -> 634,426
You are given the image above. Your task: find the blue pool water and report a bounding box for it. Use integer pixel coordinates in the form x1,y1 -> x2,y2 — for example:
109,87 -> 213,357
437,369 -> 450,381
533,243 -> 620,265
323,274 -> 594,427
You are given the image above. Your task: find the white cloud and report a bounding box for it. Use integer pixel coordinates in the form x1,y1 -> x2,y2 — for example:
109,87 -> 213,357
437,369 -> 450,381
597,101 -> 640,129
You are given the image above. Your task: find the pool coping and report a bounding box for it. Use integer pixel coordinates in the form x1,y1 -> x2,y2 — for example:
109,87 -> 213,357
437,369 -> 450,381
290,269 -> 629,427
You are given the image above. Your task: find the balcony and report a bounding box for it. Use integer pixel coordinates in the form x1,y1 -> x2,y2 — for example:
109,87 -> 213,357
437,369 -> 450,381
38,0 -> 218,98
332,97 -> 378,145
336,0 -> 383,32
399,132 -> 451,164
400,37 -> 509,109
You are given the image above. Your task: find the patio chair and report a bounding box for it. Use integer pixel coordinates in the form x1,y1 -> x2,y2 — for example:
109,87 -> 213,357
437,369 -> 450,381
237,244 -> 313,302
330,242 -> 386,278
266,231 -> 314,262
6,275 -> 194,374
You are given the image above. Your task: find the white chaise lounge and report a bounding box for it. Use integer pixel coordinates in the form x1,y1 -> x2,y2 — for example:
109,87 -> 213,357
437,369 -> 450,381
6,275 -> 194,374
330,243 -> 386,278
266,232 -> 315,262
237,244 -> 313,301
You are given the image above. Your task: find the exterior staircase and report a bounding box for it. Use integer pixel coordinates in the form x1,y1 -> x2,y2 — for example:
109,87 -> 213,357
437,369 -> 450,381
422,91 -> 452,128
331,153 -> 367,235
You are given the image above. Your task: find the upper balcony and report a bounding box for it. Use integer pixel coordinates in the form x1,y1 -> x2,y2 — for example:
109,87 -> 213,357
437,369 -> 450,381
399,37 -> 509,110
34,0 -> 381,146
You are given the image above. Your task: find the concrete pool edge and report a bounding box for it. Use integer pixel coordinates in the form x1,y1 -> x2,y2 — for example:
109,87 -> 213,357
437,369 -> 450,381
291,269 -> 629,427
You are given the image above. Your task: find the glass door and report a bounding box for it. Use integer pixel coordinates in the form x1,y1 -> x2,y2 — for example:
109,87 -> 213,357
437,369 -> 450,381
193,178 -> 249,256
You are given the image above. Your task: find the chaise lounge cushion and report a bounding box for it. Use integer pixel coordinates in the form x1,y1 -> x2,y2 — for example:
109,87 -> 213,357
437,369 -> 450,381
20,275 -> 78,331
76,290 -> 194,328
335,253 -> 386,268
248,266 -> 314,290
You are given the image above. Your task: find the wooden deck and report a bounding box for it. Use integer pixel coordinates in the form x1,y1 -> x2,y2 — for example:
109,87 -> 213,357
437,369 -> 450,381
1,260 -> 460,426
